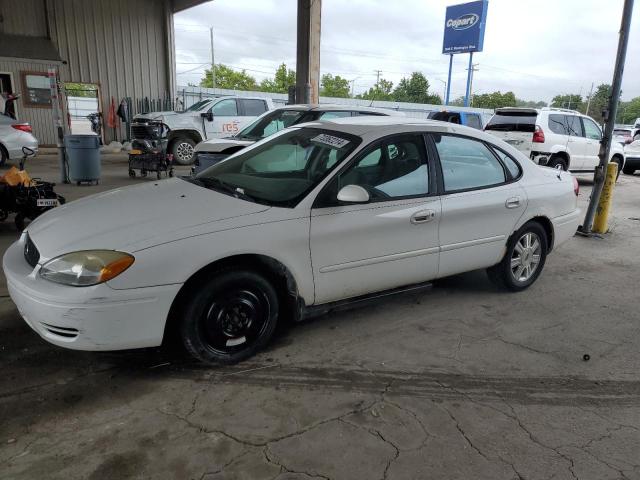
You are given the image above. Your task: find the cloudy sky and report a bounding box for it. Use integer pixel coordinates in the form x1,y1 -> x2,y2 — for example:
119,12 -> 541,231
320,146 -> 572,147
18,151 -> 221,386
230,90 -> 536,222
174,0 -> 639,103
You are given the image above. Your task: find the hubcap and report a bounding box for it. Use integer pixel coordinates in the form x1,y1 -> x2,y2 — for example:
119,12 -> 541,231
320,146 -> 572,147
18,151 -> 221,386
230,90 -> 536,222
202,288 -> 269,353
510,232 -> 542,282
175,142 -> 194,163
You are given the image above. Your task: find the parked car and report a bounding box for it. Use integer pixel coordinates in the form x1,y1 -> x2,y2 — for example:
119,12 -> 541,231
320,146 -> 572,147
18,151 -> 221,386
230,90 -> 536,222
192,104 -> 397,174
132,96 -> 274,165
427,109 -> 484,130
4,117 -> 581,364
485,107 -> 626,179
613,126 -> 638,146
0,113 -> 38,166
623,139 -> 640,175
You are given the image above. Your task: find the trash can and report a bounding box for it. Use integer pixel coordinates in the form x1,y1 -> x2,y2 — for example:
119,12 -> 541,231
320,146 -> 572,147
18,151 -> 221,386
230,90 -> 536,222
64,134 -> 101,185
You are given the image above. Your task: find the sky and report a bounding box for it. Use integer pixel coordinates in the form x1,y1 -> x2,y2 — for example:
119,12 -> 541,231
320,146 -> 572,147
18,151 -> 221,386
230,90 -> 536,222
174,0 -> 640,103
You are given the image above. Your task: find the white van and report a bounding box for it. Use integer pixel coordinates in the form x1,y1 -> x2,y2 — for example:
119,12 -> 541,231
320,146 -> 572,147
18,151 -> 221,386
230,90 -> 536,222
133,96 -> 274,164
485,107 -> 626,178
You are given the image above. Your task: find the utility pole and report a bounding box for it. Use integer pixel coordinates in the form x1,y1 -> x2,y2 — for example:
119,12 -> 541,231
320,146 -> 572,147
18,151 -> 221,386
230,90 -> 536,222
437,79 -> 447,103
581,0 -> 634,236
349,76 -> 360,97
468,63 -> 479,106
209,27 -> 216,89
295,0 -> 321,104
585,82 -> 595,115
374,70 -> 382,87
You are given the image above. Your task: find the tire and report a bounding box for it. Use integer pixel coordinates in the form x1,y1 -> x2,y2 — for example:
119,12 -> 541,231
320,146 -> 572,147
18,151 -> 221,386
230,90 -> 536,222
129,169 -> 136,178
171,136 -> 197,165
0,145 -> 7,167
487,221 -> 548,292
547,155 -> 568,171
180,269 -> 279,365
622,164 -> 635,175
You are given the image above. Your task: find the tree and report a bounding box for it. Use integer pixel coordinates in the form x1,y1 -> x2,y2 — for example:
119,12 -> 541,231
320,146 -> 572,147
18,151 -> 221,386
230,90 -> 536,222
356,78 -> 394,101
392,72 -> 441,104
550,93 -> 584,112
471,91 -> 517,109
320,74 -> 350,98
585,84 -> 611,123
259,63 -> 296,94
516,98 -> 548,108
200,64 -> 258,91
617,97 -> 640,124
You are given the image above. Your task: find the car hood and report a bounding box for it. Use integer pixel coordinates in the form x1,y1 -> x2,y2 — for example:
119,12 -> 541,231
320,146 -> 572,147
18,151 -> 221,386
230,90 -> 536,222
134,111 -> 177,121
195,137 -> 255,153
26,178 -> 270,260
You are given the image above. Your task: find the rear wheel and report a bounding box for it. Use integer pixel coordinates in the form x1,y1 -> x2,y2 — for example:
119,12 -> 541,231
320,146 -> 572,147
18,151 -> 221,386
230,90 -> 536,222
171,136 -> 196,165
487,221 -> 548,292
180,269 -> 279,364
547,155 -> 568,171
0,145 -> 7,166
622,164 -> 635,175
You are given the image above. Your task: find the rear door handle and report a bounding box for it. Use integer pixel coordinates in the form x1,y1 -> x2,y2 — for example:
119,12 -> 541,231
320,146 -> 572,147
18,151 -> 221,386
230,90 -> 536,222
505,197 -> 521,209
411,209 -> 436,224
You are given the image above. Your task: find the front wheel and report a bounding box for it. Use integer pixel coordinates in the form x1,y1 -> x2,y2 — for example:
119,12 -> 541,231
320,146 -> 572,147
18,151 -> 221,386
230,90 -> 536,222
171,137 -> 196,165
180,270 -> 279,364
487,221 -> 548,292
622,164 -> 635,175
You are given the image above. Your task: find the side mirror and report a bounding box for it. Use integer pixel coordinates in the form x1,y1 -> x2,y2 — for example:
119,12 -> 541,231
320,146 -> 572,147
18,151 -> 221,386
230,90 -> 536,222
337,185 -> 369,204
201,111 -> 214,122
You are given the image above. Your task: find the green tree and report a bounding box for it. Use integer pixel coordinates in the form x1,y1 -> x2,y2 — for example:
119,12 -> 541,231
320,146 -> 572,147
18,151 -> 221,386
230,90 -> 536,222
200,64 -> 258,90
392,72 -> 441,104
259,63 -> 296,94
516,98 -> 548,108
585,84 -> 611,123
320,74 -> 350,98
550,93 -> 584,112
471,91 -> 517,109
356,78 -> 394,101
617,97 -> 640,124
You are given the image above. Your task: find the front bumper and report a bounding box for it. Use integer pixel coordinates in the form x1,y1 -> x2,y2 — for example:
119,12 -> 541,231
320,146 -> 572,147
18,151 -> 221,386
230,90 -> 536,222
3,237 -> 181,351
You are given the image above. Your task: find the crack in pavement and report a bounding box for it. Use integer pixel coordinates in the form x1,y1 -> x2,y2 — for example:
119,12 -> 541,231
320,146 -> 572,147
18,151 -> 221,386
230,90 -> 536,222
263,445 -> 331,480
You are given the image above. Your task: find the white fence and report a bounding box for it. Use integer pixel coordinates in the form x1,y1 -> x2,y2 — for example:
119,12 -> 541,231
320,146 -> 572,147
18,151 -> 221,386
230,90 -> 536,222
176,85 -> 493,120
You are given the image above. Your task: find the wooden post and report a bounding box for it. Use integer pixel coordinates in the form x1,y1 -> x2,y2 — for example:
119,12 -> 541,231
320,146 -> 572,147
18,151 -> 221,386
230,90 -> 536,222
296,0 -> 322,104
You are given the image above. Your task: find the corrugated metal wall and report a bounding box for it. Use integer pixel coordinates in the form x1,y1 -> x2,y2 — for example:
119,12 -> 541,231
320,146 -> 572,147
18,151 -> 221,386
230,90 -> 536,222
0,0 -> 48,36
1,0 -> 175,145
0,58 -> 59,144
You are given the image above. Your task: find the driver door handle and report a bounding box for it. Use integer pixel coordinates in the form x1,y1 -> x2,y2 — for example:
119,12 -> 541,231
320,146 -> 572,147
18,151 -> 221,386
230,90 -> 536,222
411,209 -> 436,224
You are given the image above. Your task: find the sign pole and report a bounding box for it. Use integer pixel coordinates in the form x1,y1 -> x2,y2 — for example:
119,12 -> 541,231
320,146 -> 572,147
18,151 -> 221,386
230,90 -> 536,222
464,52 -> 474,107
445,54 -> 453,105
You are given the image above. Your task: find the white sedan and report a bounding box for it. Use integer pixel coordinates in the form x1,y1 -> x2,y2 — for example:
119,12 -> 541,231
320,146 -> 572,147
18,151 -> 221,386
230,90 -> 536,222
3,117 -> 581,364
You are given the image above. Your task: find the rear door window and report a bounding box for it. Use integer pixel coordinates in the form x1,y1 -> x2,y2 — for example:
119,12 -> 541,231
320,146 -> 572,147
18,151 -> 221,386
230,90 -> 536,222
239,99 -> 268,116
566,115 -> 584,137
485,111 -> 536,132
465,114 -> 482,130
434,135 -> 506,192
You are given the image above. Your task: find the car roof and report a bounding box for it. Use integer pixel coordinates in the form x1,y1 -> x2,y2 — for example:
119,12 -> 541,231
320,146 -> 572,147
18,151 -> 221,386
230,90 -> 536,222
298,115 -> 474,136
276,104 -> 397,115
494,107 -> 538,114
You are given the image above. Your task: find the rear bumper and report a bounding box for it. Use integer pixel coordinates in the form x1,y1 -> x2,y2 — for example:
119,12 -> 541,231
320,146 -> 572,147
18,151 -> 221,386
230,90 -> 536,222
3,238 -> 180,351
552,209 -> 581,249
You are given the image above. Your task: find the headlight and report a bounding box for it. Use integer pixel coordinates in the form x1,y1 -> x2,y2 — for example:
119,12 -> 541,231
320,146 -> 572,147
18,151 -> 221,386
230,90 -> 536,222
40,250 -> 135,287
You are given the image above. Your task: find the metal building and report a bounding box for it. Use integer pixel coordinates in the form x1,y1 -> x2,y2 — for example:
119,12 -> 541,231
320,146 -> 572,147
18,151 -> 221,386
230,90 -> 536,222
0,0 -> 207,145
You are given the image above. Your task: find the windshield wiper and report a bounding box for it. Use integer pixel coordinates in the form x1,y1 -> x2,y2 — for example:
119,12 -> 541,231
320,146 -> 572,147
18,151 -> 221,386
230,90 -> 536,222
197,177 -> 258,203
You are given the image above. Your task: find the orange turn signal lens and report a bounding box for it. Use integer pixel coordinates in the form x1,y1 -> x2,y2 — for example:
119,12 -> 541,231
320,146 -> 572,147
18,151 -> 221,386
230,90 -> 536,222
99,255 -> 135,283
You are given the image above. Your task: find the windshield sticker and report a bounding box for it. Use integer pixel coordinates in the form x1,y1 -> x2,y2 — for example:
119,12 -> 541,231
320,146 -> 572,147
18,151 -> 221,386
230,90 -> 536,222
311,134 -> 350,149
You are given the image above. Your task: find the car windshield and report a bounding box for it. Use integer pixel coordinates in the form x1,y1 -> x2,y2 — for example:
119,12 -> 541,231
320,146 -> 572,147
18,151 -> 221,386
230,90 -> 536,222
183,100 -> 212,113
235,109 -> 308,141
194,127 -> 360,207
485,111 -> 537,132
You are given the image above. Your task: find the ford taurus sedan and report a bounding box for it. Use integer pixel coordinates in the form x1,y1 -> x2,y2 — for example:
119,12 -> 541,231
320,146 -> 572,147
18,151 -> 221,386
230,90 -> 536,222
3,117 -> 581,364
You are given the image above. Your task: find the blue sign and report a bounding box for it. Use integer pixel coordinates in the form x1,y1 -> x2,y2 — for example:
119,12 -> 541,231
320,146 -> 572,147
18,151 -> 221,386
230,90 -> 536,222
442,1 -> 488,54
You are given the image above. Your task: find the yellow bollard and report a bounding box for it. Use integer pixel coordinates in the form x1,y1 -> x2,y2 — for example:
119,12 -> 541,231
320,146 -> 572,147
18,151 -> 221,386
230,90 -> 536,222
592,162 -> 618,234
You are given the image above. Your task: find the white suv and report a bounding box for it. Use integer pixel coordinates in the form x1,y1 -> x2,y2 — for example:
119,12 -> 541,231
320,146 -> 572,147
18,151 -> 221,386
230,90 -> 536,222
485,107 -> 625,178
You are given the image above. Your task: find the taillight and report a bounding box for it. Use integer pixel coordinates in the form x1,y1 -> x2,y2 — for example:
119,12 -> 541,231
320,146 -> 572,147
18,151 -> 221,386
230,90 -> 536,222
532,125 -> 545,143
12,124 -> 32,133
573,176 -> 579,196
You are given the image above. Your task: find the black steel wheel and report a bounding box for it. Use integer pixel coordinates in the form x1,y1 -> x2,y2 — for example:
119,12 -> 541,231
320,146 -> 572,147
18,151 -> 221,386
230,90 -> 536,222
157,171 -> 162,180
180,270 -> 279,364
129,169 -> 136,178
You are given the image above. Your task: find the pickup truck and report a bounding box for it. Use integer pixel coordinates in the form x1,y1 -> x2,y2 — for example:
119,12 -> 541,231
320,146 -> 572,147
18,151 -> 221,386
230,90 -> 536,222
132,96 -> 274,164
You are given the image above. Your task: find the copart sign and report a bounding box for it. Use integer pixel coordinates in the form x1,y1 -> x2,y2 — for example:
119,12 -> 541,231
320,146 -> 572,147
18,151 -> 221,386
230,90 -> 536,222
442,1 -> 488,54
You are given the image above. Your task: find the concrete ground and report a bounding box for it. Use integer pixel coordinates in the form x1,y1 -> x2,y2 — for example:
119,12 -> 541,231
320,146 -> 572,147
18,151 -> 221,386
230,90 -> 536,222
1,153 -> 639,480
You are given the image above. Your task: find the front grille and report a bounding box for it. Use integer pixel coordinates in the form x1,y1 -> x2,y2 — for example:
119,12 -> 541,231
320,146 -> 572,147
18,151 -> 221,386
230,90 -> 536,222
131,123 -> 165,140
24,234 -> 40,268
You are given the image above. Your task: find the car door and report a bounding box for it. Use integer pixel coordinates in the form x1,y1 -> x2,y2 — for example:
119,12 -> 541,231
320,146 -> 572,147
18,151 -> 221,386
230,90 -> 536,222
565,115 -> 587,169
310,133 -> 440,304
432,134 -> 527,278
206,98 -> 240,138
581,117 -> 603,170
